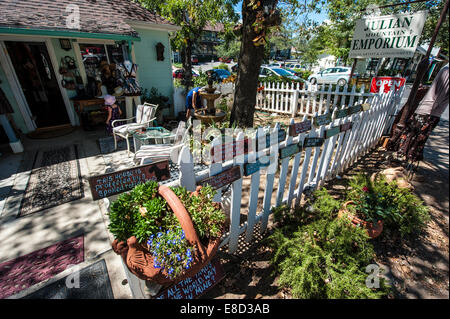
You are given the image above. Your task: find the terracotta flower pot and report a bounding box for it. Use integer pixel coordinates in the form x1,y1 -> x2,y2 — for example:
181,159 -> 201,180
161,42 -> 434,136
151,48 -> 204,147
111,185 -> 223,285
338,201 -> 383,239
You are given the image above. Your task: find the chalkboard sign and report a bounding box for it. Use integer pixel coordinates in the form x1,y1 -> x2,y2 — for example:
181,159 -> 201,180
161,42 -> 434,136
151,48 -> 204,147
88,161 -> 170,200
340,122 -> 353,132
244,157 -> 271,176
256,129 -> 286,151
304,137 -> 325,148
335,109 -> 349,119
199,166 -> 241,190
313,113 -> 332,127
155,259 -> 225,299
211,138 -> 249,163
279,143 -> 302,159
348,104 -> 362,115
325,126 -> 341,139
288,120 -> 312,136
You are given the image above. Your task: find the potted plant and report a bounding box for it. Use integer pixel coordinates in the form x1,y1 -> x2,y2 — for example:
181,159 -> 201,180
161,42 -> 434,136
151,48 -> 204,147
338,200 -> 384,239
338,175 -> 389,239
109,181 -> 226,285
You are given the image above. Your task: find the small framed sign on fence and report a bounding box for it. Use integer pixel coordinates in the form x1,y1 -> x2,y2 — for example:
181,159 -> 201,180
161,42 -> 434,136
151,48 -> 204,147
361,103 -> 371,111
348,104 -> 362,115
325,126 -> 341,139
199,166 -> 241,190
279,142 -> 303,159
340,122 -> 353,132
211,138 -> 249,163
335,109 -> 349,119
88,161 -> 170,200
313,113 -> 332,127
244,157 -> 272,176
256,129 -> 286,151
288,120 -> 312,136
304,137 -> 325,148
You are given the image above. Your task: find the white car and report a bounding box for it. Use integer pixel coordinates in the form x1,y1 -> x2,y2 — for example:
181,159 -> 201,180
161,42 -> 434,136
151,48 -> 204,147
285,63 -> 304,70
308,67 -> 353,86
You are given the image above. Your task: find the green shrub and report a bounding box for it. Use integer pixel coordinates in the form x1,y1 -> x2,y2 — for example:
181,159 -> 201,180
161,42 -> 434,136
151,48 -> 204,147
108,182 -> 226,245
268,216 -> 388,299
171,185 -> 226,245
346,174 -> 430,237
268,188 -> 390,299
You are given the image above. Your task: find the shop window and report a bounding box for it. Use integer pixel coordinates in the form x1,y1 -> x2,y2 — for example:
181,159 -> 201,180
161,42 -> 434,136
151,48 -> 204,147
79,43 -> 126,77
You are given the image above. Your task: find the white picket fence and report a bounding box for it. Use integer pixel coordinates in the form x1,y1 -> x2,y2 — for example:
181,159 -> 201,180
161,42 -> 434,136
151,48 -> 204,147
164,83 -> 405,254
105,83 -> 404,296
256,82 -> 376,117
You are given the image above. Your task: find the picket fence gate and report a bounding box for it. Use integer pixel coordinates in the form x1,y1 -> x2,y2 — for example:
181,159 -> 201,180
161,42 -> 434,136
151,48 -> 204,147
256,82 -> 378,118
163,83 -> 405,254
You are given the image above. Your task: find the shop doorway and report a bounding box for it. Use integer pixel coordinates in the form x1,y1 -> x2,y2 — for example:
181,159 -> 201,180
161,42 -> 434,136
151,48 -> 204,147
4,41 -> 70,128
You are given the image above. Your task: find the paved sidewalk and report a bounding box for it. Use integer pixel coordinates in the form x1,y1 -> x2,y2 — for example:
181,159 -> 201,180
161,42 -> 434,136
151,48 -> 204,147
0,127 -> 133,299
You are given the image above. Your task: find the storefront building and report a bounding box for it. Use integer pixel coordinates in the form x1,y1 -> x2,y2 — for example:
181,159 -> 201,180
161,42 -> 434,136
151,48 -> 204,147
0,0 -> 179,151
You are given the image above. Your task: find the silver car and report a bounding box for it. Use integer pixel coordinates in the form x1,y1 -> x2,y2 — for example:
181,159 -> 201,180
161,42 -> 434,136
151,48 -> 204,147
308,67 -> 353,86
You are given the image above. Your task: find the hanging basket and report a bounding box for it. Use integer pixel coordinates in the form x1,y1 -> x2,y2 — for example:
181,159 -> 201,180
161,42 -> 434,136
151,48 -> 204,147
111,185 -> 223,285
338,201 -> 383,239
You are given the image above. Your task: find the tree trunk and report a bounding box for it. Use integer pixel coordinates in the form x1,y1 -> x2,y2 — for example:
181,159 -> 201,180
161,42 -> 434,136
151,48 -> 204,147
230,1 -> 267,128
181,39 -> 194,91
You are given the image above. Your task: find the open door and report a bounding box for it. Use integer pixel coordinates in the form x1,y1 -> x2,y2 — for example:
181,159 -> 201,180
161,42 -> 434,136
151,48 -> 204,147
5,41 -> 70,129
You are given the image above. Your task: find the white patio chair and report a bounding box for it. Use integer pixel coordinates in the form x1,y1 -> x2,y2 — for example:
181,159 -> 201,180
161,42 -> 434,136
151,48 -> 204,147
112,103 -> 158,156
134,120 -> 192,166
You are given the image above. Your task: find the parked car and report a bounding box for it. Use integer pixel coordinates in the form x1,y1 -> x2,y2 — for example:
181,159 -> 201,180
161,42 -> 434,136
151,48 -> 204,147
207,68 -> 231,82
259,66 -> 299,80
285,63 -> 304,70
191,55 -> 199,65
172,68 -> 199,79
259,66 -> 309,88
219,57 -> 232,63
268,62 -> 283,68
307,67 -> 353,86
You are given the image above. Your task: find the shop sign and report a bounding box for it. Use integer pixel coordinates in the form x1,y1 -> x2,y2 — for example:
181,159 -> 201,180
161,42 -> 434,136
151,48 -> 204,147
370,77 -> 406,93
349,11 -> 427,59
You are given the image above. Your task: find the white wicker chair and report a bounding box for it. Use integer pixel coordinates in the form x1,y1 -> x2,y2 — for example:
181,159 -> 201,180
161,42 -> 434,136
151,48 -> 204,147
134,119 -> 192,166
112,103 -> 158,156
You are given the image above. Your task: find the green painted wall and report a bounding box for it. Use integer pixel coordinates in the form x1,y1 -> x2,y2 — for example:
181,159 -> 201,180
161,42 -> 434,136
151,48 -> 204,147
0,64 -> 28,134
132,28 -> 174,115
50,38 -> 79,100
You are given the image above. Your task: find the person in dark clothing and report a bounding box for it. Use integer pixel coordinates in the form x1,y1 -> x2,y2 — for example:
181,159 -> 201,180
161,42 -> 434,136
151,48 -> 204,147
185,87 -> 203,120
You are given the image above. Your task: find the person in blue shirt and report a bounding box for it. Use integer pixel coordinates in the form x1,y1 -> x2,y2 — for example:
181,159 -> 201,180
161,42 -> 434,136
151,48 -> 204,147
185,87 -> 203,119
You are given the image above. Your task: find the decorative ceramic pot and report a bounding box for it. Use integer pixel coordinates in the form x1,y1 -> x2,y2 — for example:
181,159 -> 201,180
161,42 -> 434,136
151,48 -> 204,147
338,201 -> 383,239
112,185 -> 223,285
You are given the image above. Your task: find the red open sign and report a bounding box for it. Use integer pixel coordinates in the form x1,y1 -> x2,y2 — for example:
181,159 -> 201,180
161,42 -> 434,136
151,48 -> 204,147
370,77 -> 405,93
